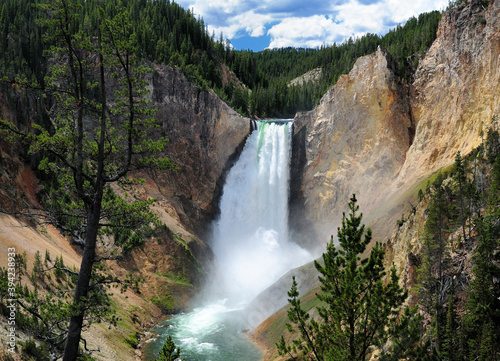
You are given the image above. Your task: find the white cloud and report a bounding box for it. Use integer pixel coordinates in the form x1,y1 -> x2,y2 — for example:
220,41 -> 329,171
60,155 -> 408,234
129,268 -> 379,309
175,0 -> 449,50
332,0 -> 387,33
213,10 -> 273,38
267,15 -> 348,48
267,0 -> 448,49
384,0 -> 448,23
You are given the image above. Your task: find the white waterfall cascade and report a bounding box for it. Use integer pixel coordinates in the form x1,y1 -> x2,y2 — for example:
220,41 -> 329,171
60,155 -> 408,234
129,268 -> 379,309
145,121 -> 312,361
211,120 -> 311,305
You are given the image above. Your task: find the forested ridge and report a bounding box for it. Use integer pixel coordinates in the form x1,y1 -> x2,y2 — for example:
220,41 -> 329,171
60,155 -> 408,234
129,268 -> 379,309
1,0 -> 441,118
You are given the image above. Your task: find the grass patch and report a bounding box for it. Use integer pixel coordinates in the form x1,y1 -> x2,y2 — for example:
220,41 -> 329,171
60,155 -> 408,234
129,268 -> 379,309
264,286 -> 323,348
173,233 -> 189,249
124,332 -> 139,349
172,232 -> 203,277
400,163 -> 455,203
19,339 -> 50,361
161,273 -> 193,287
151,287 -> 176,312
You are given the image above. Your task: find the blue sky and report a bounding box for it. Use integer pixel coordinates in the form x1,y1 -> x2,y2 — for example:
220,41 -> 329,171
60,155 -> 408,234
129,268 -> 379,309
175,0 -> 449,51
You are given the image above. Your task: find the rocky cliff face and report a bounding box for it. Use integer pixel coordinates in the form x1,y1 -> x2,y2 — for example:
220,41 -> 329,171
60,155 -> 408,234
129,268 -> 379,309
397,0 -> 500,188
291,0 -> 500,249
149,64 -> 251,237
291,47 -> 413,248
381,0 -> 500,298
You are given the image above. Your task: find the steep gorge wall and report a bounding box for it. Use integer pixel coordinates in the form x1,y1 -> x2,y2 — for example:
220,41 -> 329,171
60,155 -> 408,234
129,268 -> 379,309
397,0 -> 500,188
0,64 -> 249,360
148,64 -> 251,237
290,0 -> 500,249
291,47 -> 413,249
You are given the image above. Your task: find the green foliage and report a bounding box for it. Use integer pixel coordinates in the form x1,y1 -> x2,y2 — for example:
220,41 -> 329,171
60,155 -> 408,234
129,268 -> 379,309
485,125 -> 500,162
0,0 -> 45,84
441,284 -> 460,361
413,127 -> 500,360
151,288 -> 176,312
31,251 -> 44,284
462,144 -> 500,359
0,351 -> 16,361
19,339 -> 50,361
452,151 -> 471,243
162,273 -> 192,287
54,256 -> 67,281
277,195 -> 413,361
14,251 -> 27,285
0,249 -> 122,353
417,172 -> 455,351
0,0 -> 442,118
155,335 -> 184,361
124,332 -> 139,349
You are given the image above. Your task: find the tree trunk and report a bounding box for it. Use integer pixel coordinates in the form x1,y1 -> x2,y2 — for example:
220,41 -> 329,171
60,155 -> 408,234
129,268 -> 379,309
62,203 -> 101,361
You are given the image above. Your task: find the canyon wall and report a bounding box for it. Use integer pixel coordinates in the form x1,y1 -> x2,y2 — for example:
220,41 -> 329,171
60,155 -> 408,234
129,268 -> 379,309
0,65 -> 249,360
290,46 -> 413,249
148,64 -> 251,237
397,0 -> 500,188
257,4 -> 500,359
291,0 -> 500,249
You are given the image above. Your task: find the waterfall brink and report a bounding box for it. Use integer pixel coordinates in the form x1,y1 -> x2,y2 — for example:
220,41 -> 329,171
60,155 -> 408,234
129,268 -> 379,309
212,120 -> 310,305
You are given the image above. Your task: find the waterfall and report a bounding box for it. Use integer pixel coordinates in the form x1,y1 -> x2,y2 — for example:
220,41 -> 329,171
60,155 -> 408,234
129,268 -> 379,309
211,120 -> 310,305
145,120 -> 311,361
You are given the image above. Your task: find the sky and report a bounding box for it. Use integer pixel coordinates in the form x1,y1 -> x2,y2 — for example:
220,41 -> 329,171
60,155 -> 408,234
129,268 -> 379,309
175,0 -> 449,51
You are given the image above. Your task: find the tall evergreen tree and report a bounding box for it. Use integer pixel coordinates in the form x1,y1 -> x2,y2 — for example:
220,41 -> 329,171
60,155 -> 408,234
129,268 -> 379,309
463,141 -> 500,360
277,195 -> 413,361
1,1 -> 174,359
417,173 -> 453,352
452,151 -> 469,243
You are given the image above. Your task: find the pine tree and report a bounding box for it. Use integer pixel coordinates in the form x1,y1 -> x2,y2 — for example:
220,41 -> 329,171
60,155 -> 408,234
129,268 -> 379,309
155,336 -> 184,361
452,151 -> 469,243
441,283 -> 459,361
463,147 -> 500,360
1,1 -> 174,360
277,195 -> 412,361
417,173 -> 453,351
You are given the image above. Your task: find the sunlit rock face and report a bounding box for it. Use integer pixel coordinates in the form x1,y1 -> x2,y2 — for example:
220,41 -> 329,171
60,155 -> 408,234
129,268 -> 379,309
398,0 -> 500,187
290,1 -> 500,249
291,47 -> 413,248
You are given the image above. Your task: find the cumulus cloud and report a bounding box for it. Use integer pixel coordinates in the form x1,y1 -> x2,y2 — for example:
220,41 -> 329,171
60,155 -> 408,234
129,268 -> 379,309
267,15 -> 346,48
207,10 -> 274,39
175,0 -> 448,50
